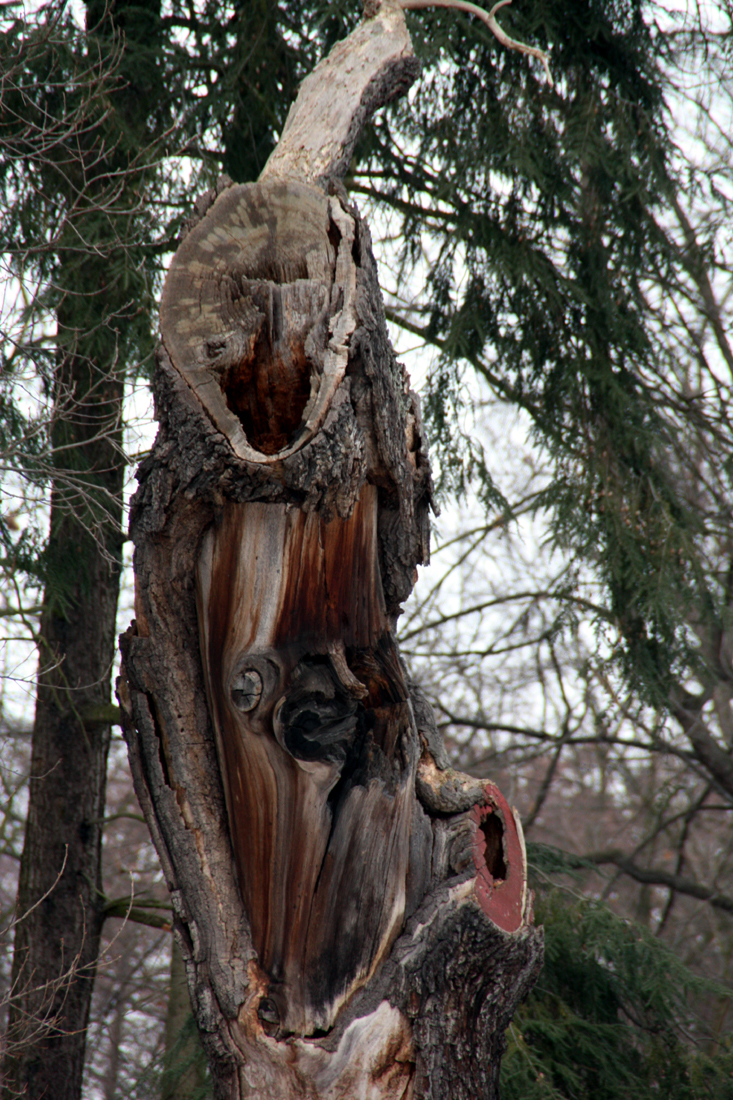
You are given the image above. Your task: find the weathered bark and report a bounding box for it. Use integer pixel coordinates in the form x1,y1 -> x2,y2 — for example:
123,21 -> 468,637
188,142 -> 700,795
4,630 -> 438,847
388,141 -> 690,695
2,4 -> 162,1096
3,315 -> 123,1100
119,3 -> 542,1096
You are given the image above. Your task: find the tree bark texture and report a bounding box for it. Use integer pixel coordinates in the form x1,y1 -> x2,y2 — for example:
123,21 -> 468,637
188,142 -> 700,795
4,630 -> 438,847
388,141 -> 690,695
3,316 -> 123,1100
119,4 -> 543,1097
2,2 -> 162,1094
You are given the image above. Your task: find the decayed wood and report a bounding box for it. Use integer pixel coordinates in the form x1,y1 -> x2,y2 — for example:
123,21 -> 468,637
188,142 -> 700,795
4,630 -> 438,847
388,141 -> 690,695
119,2 -> 543,1096
160,182 -> 358,466
197,488 -> 418,1035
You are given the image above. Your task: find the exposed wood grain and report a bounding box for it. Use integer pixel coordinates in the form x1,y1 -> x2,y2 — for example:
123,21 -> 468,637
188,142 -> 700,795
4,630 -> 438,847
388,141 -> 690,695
196,487 -> 422,1034
120,2 -> 542,1095
161,181 -> 357,465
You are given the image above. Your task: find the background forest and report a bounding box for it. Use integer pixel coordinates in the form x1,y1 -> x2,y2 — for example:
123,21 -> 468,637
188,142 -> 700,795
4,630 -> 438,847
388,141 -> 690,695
1,0 -> 733,1096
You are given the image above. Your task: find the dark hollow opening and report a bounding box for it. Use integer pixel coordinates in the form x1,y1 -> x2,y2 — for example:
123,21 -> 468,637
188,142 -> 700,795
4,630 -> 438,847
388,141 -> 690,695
481,813 -> 507,881
222,283 -> 313,455
257,996 -> 280,1037
223,341 -> 311,455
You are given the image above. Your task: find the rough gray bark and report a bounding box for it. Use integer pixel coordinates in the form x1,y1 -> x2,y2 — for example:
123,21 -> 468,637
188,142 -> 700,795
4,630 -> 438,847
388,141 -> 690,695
2,253 -> 123,1100
119,3 -> 543,1096
2,4 -> 162,1096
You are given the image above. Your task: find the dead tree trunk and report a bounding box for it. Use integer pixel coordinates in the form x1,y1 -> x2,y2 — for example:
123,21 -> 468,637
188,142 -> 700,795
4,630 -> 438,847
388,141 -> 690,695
119,3 -> 543,1096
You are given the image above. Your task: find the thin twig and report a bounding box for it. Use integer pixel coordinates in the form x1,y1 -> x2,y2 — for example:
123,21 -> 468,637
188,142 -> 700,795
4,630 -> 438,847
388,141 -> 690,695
398,0 -> 553,85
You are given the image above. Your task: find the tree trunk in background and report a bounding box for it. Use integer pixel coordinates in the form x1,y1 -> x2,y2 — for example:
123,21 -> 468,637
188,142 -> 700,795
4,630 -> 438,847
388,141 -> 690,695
2,309 -> 123,1100
120,4 -> 543,1096
2,2 -> 161,1095
102,998 -> 124,1100
161,939 -> 207,1100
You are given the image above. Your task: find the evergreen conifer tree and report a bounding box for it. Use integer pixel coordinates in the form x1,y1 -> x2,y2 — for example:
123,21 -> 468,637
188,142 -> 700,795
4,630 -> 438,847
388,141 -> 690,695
1,3 -> 165,1094
354,0 -> 733,793
2,0 -> 732,1093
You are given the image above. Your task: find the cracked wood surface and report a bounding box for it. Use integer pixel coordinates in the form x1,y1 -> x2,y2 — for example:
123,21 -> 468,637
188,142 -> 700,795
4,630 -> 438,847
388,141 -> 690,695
120,2 -> 543,1096
197,488 -> 416,1035
161,182 -> 358,465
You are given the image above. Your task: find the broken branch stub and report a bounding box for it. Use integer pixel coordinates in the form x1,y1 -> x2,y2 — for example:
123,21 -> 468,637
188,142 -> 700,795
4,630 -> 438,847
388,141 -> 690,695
260,0 -> 420,186
120,3 -> 542,1096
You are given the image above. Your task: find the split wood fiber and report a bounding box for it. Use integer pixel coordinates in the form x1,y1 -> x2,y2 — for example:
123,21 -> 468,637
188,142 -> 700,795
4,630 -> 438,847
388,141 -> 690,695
120,4 -> 543,1097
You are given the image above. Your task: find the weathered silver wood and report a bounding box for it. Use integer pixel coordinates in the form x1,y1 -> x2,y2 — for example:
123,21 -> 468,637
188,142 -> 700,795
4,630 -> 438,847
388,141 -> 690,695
260,0 -> 419,186
161,182 -> 359,465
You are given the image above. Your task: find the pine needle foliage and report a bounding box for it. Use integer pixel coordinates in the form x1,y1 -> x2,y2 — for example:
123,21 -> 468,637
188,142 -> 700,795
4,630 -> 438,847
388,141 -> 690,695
0,1 -> 165,592
356,0 -> 733,706
157,0 -> 355,185
127,1013 -> 211,1100
0,0 -> 362,593
501,887 -> 733,1100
